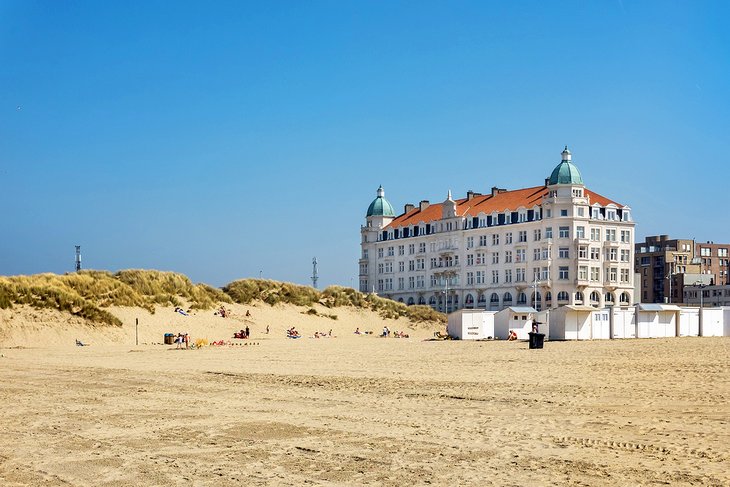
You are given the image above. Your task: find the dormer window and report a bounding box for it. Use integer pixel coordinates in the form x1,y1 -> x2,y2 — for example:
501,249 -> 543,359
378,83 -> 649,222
606,209 -> 617,221
623,210 -> 631,222
505,211 -> 511,224
572,189 -> 583,197
518,212 -> 527,223
591,207 -> 601,219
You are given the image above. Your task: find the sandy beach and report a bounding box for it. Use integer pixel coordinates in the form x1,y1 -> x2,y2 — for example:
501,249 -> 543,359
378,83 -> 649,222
1,303 -> 728,486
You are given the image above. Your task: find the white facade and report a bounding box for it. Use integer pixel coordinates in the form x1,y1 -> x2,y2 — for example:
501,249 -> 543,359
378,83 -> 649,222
360,149 -> 636,313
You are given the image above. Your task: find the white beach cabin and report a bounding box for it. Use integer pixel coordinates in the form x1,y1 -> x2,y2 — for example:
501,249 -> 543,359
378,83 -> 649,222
446,310 -> 496,340
494,307 -> 537,340
548,305 -> 595,340
636,304 -> 680,338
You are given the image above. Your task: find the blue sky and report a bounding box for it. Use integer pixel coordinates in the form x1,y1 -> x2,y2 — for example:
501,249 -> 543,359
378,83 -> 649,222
1,1 -> 728,287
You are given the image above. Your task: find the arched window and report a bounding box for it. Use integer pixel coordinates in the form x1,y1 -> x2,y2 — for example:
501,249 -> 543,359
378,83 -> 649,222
557,291 -> 569,302
590,291 -> 600,303
545,291 -> 552,303
490,293 -> 500,303
477,293 -> 486,305
575,291 -> 584,303
605,292 -> 615,304
517,292 -> 527,305
419,296 -> 426,305
503,292 -> 513,304
620,292 -> 630,305
465,294 -> 474,309
429,296 -> 437,308
398,298 -> 404,303
407,297 -> 415,306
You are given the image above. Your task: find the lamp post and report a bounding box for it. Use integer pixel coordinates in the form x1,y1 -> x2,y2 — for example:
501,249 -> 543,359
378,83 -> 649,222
694,281 -> 707,336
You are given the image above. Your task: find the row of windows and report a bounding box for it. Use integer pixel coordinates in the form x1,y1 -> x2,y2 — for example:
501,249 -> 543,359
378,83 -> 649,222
377,208 -> 632,242
392,290 -> 633,308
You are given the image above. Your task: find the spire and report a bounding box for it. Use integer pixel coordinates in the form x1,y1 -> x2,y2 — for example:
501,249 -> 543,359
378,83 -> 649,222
561,146 -> 572,161
447,189 -> 453,201
377,185 -> 384,198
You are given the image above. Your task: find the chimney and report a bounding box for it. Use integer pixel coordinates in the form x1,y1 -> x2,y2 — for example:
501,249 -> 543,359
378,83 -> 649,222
467,190 -> 474,201
545,178 -> 550,186
491,187 -> 507,196
419,200 -> 430,211
404,203 -> 415,213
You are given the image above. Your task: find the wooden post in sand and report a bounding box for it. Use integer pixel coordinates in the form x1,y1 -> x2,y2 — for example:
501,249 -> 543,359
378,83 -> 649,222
135,318 -> 139,345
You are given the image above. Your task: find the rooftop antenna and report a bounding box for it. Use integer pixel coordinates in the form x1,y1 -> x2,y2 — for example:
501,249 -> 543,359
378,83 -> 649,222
311,257 -> 319,289
75,245 -> 82,272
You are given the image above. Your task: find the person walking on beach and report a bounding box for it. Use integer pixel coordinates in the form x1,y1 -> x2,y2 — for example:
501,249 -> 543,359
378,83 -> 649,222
184,333 -> 190,349
245,326 -> 250,339
266,325 -> 269,334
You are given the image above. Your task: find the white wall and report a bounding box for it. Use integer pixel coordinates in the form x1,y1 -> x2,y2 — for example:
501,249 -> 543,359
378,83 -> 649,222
612,309 -> 636,339
447,310 -> 495,339
702,308 -> 724,337
679,309 -> 699,337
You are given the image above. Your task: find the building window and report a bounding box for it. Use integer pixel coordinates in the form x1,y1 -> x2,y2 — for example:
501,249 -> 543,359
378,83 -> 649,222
560,209 -> 568,217
620,230 -> 631,243
590,267 -> 600,281
516,268 -> 525,282
505,269 -> 512,283
409,260 -> 415,271
534,229 -> 541,241
579,266 -> 588,280
399,261 -> 405,272
557,291 -> 569,302
505,233 -> 513,244
419,243 -> 426,253
576,226 -> 585,239
590,228 -> 600,241
378,248 -> 384,258
505,251 -> 512,263
492,252 -> 499,264
408,244 -> 415,255
620,269 -> 630,283
467,272 -> 474,285
492,234 -> 500,245
518,231 -> 527,243
398,245 -> 405,256
609,248 -> 618,261
609,267 -> 617,282
467,237 -> 474,249
605,229 -> 616,242
534,248 -> 541,261
545,227 -> 553,239
492,270 -> 499,283
476,271 -> 485,284
516,249 -> 526,263
590,247 -> 600,260
577,206 -> 585,216
559,247 -> 569,259
578,246 -> 588,259
621,249 -> 630,262
559,266 -> 569,280
559,226 -> 569,238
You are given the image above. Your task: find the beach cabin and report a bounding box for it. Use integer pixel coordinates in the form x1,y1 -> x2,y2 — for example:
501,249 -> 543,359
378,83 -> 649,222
446,310 -> 496,340
724,307 -> 730,336
701,308 -> 725,337
636,304 -> 680,338
548,305 -> 595,340
612,307 -> 637,339
678,308 -> 700,337
494,307 -> 537,340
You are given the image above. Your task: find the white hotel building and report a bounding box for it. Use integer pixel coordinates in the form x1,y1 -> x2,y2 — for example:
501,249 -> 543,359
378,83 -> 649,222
359,148 -> 635,312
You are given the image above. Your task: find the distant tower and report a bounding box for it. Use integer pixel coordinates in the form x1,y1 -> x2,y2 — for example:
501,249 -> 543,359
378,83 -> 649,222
311,257 -> 319,289
75,246 -> 82,272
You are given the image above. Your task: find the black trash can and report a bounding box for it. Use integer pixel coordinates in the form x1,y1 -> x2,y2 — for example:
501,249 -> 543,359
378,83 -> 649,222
528,332 -> 545,349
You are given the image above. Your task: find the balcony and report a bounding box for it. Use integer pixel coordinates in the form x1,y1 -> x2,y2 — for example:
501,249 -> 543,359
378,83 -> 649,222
575,277 -> 589,287
603,240 -> 620,248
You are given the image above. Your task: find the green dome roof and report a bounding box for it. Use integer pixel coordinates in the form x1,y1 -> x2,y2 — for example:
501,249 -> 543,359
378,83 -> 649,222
367,186 -> 395,217
548,147 -> 584,185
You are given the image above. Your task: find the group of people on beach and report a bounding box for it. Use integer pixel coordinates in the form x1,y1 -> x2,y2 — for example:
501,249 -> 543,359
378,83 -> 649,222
234,326 -> 250,339
175,333 -> 190,349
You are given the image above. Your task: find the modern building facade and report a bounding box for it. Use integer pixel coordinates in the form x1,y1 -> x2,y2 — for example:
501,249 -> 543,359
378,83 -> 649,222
360,147 -> 636,313
635,236 -> 730,303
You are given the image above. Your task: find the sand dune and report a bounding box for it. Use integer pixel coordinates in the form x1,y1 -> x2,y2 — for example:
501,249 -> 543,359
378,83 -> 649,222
0,304 -> 728,485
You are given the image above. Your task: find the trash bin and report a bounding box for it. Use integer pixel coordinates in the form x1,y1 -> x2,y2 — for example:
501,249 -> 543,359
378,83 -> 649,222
164,333 -> 175,345
528,332 -> 545,349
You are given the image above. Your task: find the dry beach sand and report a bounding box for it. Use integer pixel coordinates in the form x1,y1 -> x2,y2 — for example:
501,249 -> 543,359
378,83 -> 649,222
1,302 -> 729,486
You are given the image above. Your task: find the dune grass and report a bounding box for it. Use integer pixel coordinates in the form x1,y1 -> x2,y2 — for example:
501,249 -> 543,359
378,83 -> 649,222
0,270 -> 445,327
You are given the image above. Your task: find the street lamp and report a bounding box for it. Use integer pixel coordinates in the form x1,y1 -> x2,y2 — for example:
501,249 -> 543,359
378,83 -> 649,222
694,280 -> 707,336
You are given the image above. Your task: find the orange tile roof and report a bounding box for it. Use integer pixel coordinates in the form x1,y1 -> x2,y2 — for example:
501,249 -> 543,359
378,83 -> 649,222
387,186 -> 622,229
